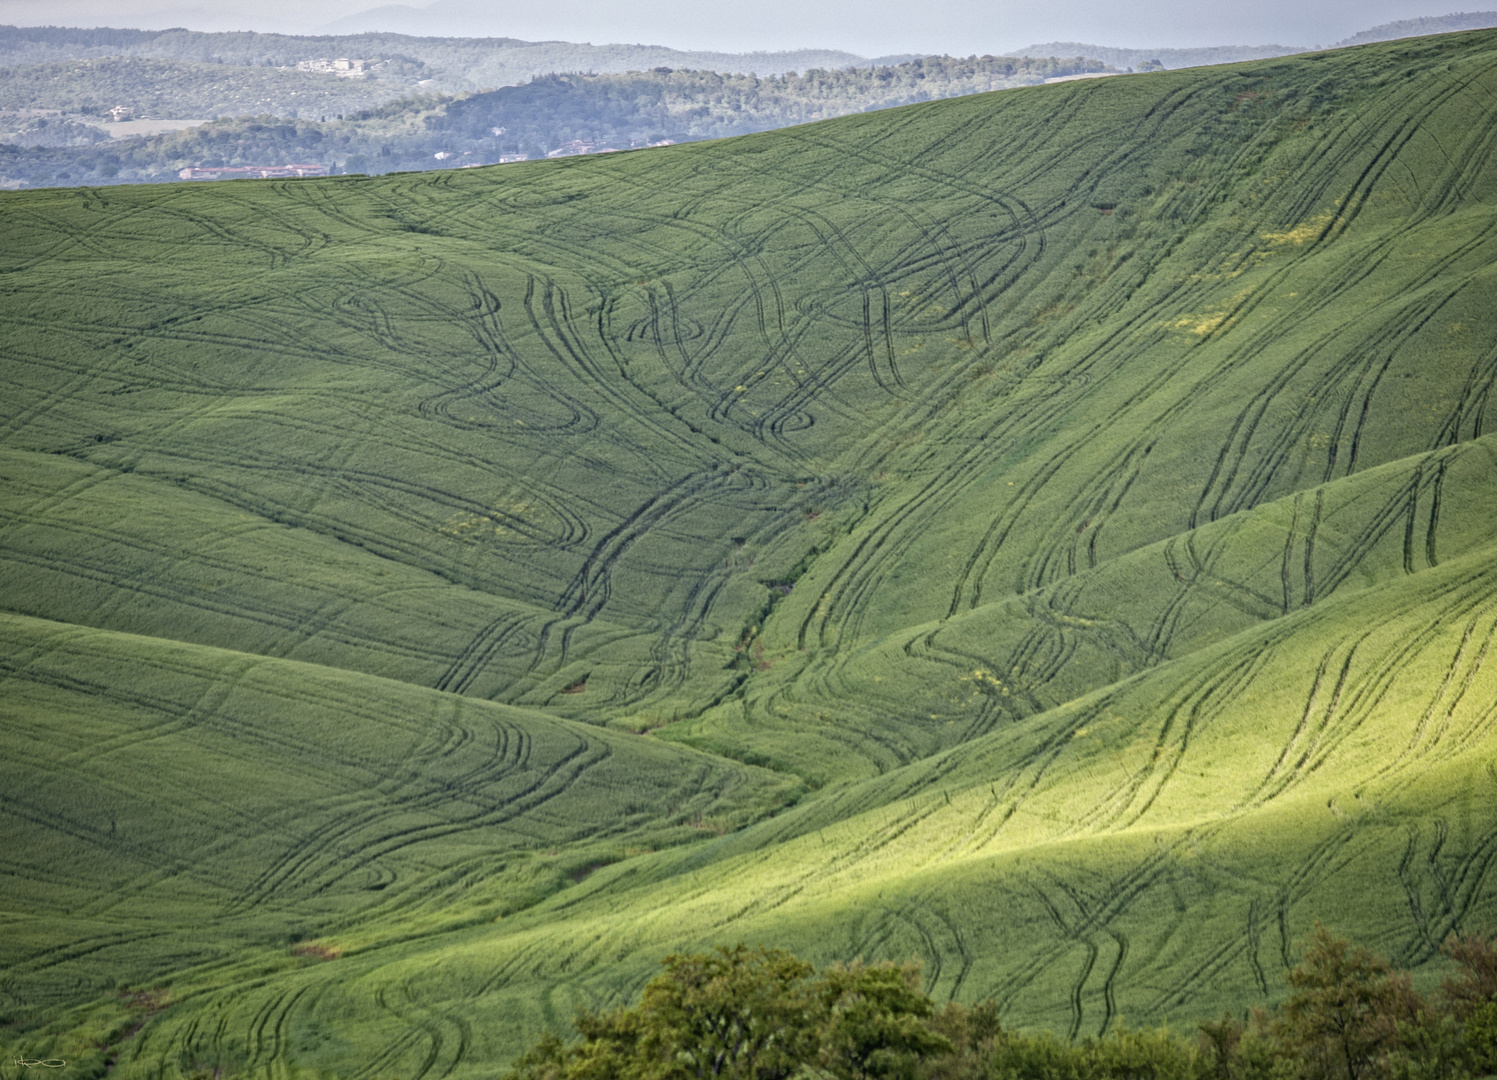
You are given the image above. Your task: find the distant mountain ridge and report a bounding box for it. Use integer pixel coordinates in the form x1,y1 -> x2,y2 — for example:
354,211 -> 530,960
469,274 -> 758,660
7,11 -> 1497,175
8,11 -> 1497,92
0,24 -> 888,90
1004,41 -> 1305,71
0,53 -> 1111,184
320,0 -> 892,72
1336,10 -> 1497,46
1009,11 -> 1497,72
428,55 -> 1108,156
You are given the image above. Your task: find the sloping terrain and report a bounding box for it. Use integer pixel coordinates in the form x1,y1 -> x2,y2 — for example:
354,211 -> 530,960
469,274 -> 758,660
2,27 -> 1497,1079
0,611 -> 799,990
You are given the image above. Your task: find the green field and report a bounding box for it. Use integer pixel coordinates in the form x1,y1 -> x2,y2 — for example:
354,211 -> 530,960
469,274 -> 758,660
2,27 -> 1497,1079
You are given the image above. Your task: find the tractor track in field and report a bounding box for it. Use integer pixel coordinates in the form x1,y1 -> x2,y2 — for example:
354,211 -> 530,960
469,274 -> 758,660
1188,173 -> 1497,524
804,232 -> 1259,644
1437,342 -> 1497,446
3,619 -> 762,939
0,530 -> 510,675
226,719 -> 607,911
524,273 -> 705,472
833,160 -> 1497,682
1071,647 -> 1275,834
854,546 -> 1497,1020
438,463 -> 758,698
144,439 -> 580,551
1243,559 -> 1497,810
92,435 -> 596,602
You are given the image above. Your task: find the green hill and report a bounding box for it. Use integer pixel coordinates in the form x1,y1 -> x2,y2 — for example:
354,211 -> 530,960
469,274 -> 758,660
2,27 -> 1497,1079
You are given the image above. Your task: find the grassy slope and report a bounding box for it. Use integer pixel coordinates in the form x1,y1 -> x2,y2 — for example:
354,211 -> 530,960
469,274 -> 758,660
2,28 -> 1497,1078
0,612 -> 800,1066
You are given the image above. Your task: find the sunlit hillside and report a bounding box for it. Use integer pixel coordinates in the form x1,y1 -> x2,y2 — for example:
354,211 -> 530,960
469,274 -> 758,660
2,27 -> 1496,1079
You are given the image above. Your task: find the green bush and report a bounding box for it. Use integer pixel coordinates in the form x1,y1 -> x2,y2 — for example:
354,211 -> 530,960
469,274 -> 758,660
511,932 -> 1497,1080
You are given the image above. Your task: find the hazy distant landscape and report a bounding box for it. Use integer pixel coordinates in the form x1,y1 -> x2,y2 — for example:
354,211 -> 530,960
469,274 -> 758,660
0,38 -> 1108,185
2,11 -> 1496,189
1008,9 -> 1497,69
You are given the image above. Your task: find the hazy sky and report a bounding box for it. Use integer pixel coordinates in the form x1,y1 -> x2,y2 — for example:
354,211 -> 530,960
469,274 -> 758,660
0,0 -> 1483,55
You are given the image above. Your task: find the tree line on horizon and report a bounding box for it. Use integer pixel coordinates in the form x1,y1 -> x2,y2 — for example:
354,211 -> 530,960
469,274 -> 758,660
509,927 -> 1497,1080
0,54 -> 1107,188
429,56 -> 1110,156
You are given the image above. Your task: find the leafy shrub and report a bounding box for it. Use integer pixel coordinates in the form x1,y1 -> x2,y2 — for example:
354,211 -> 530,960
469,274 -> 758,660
508,930 -> 1497,1080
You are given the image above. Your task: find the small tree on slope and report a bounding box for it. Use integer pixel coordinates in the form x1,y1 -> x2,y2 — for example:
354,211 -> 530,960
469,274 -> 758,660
1275,924 -> 1416,1080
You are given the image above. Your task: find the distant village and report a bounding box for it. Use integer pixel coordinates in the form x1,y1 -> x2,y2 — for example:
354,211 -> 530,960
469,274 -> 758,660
178,164 -> 329,180
172,134 -> 679,181
294,58 -> 372,78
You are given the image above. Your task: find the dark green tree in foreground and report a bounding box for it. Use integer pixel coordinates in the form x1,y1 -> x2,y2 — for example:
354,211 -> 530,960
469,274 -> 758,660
1275,923 -> 1416,1080
508,930 -> 1497,1080
1234,927 -> 1497,1080
507,946 -> 946,1080
634,946 -> 819,1080
816,961 -> 952,1080
1442,932 -> 1497,1077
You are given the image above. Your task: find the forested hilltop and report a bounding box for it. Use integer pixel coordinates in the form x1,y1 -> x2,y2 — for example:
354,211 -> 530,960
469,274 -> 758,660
433,56 -> 1109,156
1337,10 -> 1497,47
0,54 -> 1108,186
4,11 -> 1495,189
0,24 -> 884,90
0,22 -> 914,168
0,54 -> 415,120
3,26 -> 1497,1080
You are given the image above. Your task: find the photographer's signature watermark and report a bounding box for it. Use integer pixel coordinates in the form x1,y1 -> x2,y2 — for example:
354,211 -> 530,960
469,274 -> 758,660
13,1059 -> 65,1069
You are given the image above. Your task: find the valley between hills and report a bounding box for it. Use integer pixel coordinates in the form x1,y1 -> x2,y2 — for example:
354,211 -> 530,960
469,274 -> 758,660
2,27 -> 1497,1079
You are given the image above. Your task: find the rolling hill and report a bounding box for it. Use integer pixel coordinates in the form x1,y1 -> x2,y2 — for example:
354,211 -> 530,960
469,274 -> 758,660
2,26 -> 1497,1079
